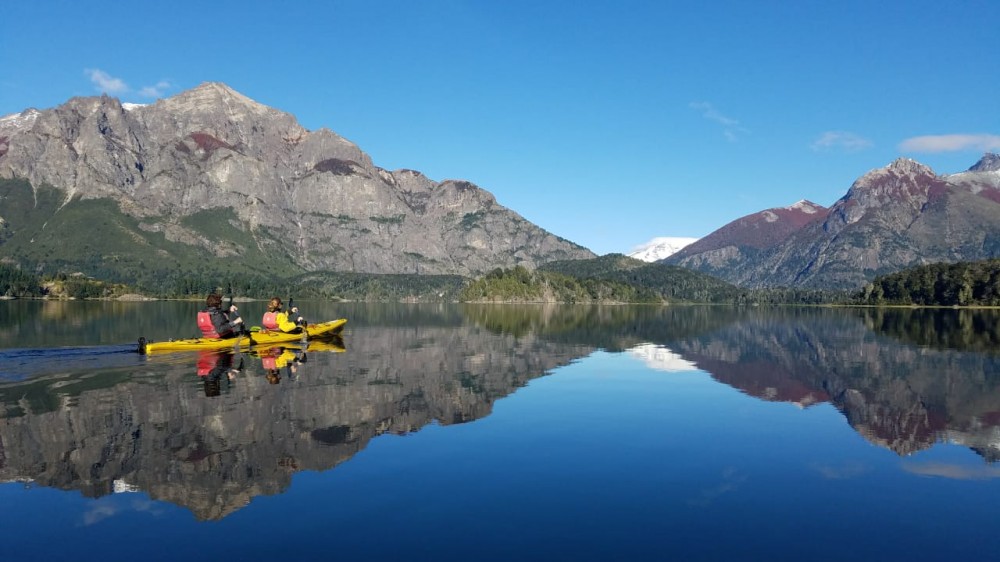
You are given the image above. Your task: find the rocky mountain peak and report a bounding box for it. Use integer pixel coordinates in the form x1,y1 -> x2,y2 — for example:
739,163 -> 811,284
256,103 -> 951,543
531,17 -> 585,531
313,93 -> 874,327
969,152 -> 1000,172
165,81 -> 269,115
0,82 -> 595,277
150,82 -> 290,142
880,157 -> 934,178
846,158 -> 939,204
668,154 -> 1000,290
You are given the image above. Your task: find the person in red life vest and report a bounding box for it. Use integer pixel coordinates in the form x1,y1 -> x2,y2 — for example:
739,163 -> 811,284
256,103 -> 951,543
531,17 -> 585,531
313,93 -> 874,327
261,297 -> 304,333
197,293 -> 245,339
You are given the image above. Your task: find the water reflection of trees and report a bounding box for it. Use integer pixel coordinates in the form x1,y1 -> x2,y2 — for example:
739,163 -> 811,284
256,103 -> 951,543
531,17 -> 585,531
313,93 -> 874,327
0,300 -> 195,347
861,307 -> 1000,353
460,303 -> 742,351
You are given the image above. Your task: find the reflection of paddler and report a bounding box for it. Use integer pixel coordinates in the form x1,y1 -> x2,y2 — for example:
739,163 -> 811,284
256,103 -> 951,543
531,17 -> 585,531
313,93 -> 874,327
196,350 -> 241,397
260,347 -> 300,370
257,346 -> 305,384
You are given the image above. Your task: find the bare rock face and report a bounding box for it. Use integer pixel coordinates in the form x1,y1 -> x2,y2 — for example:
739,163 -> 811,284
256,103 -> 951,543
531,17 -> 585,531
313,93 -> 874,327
667,154 -> 1000,289
0,82 -> 594,276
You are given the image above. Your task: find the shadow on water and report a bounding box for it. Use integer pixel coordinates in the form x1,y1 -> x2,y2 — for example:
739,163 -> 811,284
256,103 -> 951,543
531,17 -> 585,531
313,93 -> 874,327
3,302 -> 1000,520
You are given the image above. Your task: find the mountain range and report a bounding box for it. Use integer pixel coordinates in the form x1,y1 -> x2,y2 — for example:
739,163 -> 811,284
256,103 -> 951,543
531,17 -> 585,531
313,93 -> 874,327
665,155 -> 1000,289
0,82 -> 593,281
3,81 -> 1000,292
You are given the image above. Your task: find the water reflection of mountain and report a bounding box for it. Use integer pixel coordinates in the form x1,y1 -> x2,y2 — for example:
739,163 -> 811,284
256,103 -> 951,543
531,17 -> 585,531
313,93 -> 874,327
660,308 -> 1000,461
0,324 -> 593,520
461,303 -> 742,351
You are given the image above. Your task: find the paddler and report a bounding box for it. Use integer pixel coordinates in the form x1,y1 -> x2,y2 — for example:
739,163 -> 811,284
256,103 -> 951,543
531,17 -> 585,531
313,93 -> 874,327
261,297 -> 305,333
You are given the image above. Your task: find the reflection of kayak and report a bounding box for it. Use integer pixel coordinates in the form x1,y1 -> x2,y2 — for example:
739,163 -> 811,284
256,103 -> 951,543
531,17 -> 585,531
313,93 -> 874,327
141,319 -> 347,354
301,338 -> 346,353
250,336 -> 346,357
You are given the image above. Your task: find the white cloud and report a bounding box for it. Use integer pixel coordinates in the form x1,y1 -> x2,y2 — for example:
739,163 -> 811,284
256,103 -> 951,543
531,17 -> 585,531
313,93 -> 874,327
811,131 -> 873,152
85,69 -> 129,94
690,101 -> 748,142
899,134 -> 1000,153
139,80 -> 172,98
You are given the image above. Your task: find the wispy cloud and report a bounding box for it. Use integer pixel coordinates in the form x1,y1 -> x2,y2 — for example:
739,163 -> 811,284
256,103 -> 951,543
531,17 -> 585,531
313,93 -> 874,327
899,134 -> 1000,153
84,69 -> 173,99
811,131 -> 873,152
690,101 -> 748,142
139,80 -> 173,98
86,69 -> 129,94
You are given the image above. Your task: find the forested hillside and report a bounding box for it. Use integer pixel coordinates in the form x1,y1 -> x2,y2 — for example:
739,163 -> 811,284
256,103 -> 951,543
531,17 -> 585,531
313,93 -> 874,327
538,255 -> 843,304
464,259 -> 845,304
0,262 -> 466,301
858,259 -> 1000,306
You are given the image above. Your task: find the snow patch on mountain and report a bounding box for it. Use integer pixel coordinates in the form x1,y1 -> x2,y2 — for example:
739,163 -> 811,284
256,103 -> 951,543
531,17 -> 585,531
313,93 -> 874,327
0,108 -> 40,131
122,103 -> 147,111
948,169 -> 1000,190
627,236 -> 699,262
790,200 -> 820,213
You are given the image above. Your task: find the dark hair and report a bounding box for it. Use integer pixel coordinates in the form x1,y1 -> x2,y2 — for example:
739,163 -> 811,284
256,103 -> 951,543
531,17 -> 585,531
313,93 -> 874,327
206,293 -> 223,308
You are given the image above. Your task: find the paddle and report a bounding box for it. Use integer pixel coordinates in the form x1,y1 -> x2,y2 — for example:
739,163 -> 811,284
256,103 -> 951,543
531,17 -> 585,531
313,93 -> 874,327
227,292 -> 255,346
288,297 -> 307,328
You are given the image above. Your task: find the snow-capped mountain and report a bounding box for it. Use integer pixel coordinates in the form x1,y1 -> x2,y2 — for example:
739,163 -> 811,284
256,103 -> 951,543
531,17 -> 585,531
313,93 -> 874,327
627,237 -> 699,262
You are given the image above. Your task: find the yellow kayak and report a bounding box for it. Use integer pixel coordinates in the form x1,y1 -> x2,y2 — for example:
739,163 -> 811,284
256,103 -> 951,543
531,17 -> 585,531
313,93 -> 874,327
141,319 -> 347,354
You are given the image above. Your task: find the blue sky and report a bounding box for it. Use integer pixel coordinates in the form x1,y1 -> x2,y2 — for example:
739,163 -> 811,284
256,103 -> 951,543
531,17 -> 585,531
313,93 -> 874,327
2,1 -> 998,256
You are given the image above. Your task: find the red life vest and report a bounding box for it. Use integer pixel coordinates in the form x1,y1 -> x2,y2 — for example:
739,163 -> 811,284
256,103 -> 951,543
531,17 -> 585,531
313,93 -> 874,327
262,311 -> 279,330
262,354 -> 278,370
196,351 -> 219,376
197,310 -> 222,339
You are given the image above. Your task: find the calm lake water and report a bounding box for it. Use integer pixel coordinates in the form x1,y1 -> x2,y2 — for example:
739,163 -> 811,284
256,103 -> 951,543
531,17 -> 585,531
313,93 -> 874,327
2,301 -> 1000,561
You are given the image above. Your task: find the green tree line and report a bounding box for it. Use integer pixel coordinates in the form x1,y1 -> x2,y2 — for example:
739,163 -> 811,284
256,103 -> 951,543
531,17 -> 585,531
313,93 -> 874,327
0,261 -> 466,302
857,259 -> 1000,306
0,263 -> 43,297
460,265 -> 660,303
